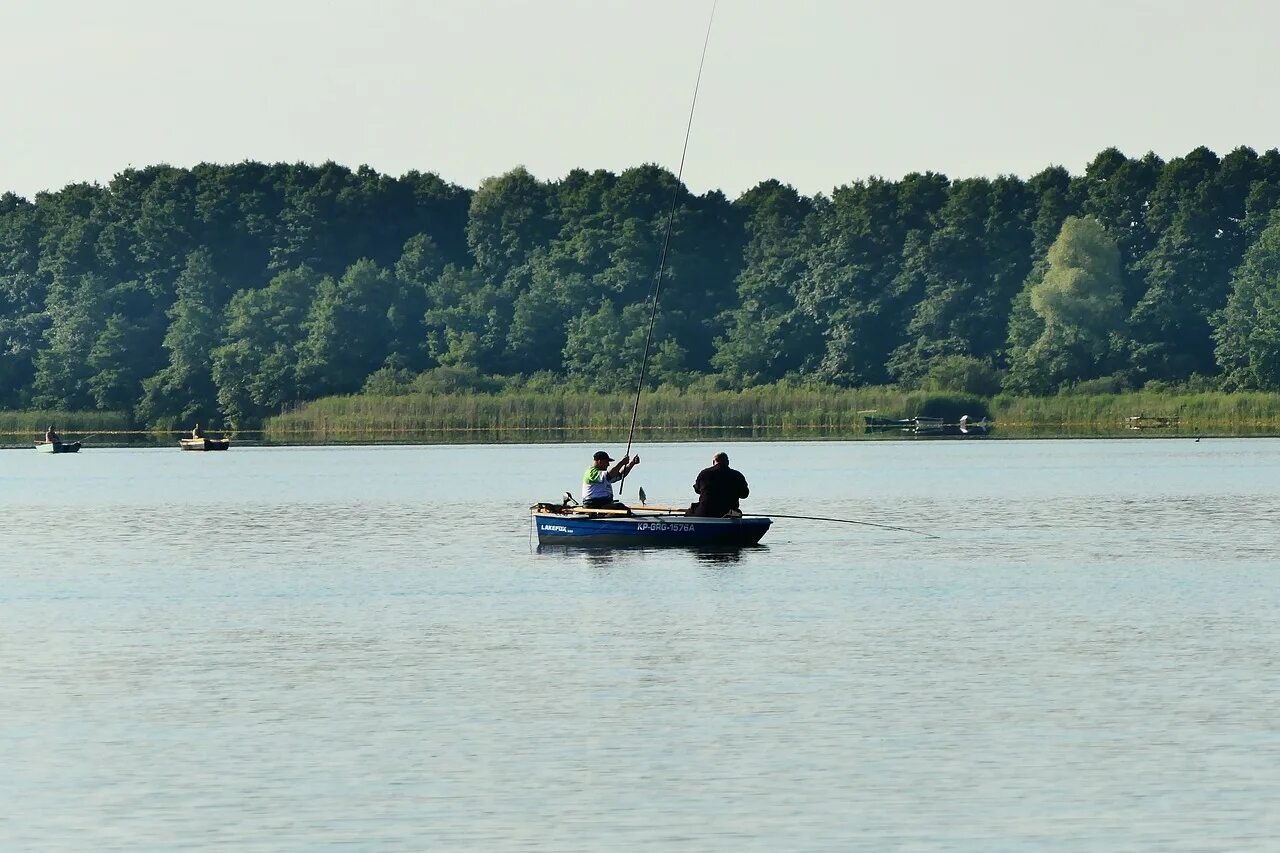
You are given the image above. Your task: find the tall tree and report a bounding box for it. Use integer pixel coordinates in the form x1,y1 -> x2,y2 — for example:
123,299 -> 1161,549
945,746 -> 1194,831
87,313 -> 146,412
137,250 -> 224,425
889,176 -> 1034,382
797,173 -> 949,385
211,266 -> 320,426
1240,149 -> 1280,242
713,180 -> 818,386
465,167 -> 559,284
297,258 -> 397,397
0,194 -> 47,406
1074,148 -> 1162,306
1005,217 -> 1125,393
506,250 -> 594,374
563,302 -> 685,391
389,233 -> 445,371
1213,210 -> 1280,389
422,265 -> 511,373
1128,147 -> 1253,380
31,274 -> 108,409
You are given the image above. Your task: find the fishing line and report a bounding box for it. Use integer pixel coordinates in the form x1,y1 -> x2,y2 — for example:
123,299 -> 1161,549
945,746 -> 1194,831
619,0 -> 717,496
748,513 -> 940,539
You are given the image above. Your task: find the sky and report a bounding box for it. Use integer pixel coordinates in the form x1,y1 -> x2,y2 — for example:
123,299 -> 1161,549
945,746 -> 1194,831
4,0 -> 1279,200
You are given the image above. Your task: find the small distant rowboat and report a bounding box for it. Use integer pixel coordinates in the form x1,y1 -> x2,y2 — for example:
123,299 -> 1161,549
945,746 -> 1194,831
35,441 -> 81,454
863,414 -> 916,432
179,437 -> 230,451
532,504 -> 771,547
1126,415 -> 1178,430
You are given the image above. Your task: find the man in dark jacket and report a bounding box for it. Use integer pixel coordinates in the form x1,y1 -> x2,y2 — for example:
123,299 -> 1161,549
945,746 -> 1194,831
690,452 -> 750,517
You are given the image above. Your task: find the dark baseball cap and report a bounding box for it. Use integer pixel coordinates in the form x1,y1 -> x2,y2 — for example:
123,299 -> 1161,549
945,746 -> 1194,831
593,450 -> 614,462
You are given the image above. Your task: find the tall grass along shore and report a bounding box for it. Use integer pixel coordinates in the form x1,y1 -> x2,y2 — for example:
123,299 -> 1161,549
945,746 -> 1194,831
0,410 -> 129,440
263,389 -> 1280,441
6,390 -> 1278,448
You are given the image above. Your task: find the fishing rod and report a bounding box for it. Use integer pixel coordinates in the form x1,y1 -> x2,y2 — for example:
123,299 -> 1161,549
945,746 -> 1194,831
746,513 -> 940,539
619,0 -> 718,497
630,501 -> 940,539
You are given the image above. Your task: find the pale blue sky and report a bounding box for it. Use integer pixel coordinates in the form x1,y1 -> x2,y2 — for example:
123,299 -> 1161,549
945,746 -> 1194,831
4,0 -> 1277,199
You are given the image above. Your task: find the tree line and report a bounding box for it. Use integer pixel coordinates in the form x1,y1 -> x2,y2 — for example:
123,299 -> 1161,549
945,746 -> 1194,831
4,148 -> 1280,427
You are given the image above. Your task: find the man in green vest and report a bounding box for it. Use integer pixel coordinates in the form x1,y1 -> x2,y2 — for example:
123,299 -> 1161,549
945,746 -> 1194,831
582,450 -> 640,509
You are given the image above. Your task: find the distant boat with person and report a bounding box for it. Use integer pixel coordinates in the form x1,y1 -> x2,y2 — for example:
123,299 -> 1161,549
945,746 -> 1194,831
36,424 -> 81,452
531,501 -> 771,547
180,422 -> 230,450
180,436 -> 230,451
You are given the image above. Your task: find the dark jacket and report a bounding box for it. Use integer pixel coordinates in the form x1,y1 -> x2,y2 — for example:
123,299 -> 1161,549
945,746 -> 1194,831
691,464 -> 749,517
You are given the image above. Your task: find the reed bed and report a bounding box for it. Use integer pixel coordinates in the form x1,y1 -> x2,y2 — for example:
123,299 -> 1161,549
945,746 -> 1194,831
0,410 -> 130,438
995,391 -> 1280,431
266,387 -> 925,439
265,388 -> 1280,441
11,393 -> 1279,447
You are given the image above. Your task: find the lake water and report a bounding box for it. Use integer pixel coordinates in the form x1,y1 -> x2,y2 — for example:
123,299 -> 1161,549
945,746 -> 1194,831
3,439 -> 1278,850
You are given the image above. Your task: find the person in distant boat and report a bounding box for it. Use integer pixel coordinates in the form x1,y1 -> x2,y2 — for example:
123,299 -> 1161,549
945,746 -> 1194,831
44,425 -> 61,445
582,450 -> 640,509
191,423 -> 205,439
689,452 -> 750,518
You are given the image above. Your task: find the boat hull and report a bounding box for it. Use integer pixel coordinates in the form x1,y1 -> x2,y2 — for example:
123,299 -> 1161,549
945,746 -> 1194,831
180,437 -> 230,451
533,511 -> 771,547
35,441 -> 81,453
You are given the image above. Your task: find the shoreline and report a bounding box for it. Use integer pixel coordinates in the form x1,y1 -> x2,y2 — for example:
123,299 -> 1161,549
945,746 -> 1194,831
6,387 -> 1280,447
1,428 -> 1272,450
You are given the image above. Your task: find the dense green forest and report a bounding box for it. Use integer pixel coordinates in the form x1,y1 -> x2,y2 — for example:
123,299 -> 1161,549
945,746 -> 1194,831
4,147 -> 1280,428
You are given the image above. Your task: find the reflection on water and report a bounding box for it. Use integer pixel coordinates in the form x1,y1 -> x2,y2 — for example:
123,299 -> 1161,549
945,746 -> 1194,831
4,441 -> 1280,849
535,544 -> 755,565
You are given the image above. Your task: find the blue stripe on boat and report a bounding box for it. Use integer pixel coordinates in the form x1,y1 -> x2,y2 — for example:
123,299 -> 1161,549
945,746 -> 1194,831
533,511 -> 770,547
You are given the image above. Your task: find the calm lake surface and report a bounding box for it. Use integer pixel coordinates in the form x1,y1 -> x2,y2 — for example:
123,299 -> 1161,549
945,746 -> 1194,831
3,439 -> 1278,850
